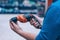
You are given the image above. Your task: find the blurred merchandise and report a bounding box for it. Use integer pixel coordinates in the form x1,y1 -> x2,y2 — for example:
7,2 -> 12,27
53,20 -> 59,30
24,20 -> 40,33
0,0 -> 45,17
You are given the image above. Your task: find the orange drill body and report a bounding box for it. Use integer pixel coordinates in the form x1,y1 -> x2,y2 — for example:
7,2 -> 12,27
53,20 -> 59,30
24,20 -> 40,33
17,15 -> 28,23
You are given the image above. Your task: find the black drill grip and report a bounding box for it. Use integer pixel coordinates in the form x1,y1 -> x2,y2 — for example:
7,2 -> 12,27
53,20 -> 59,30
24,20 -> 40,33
10,17 -> 17,24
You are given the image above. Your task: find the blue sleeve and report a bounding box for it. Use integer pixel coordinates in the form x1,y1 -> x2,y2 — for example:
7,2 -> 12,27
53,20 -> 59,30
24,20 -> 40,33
35,6 -> 60,40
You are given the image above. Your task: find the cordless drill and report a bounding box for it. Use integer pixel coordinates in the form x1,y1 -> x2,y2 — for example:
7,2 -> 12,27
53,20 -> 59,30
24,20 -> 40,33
10,14 -> 42,29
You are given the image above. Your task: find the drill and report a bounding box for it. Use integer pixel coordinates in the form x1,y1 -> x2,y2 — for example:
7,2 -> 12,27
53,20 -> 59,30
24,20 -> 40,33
10,14 -> 42,29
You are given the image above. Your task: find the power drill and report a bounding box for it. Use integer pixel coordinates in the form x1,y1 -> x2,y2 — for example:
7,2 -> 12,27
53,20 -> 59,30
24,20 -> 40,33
10,14 -> 42,29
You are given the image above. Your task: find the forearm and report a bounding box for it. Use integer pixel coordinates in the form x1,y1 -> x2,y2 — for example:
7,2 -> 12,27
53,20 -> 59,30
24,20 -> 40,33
16,30 -> 36,40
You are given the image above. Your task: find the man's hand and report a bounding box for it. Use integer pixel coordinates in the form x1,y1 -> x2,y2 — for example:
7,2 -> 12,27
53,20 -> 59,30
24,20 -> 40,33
10,21 -> 22,33
30,18 -> 39,28
30,15 -> 43,29
9,21 -> 36,40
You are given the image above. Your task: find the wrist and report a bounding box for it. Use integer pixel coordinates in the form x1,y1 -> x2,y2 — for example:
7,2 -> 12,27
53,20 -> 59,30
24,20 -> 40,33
15,29 -> 23,35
